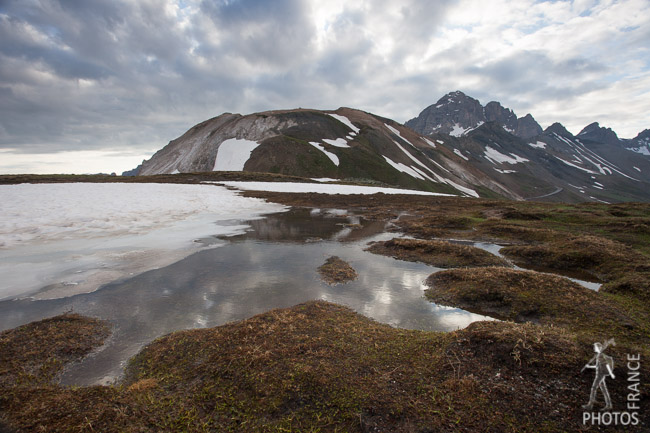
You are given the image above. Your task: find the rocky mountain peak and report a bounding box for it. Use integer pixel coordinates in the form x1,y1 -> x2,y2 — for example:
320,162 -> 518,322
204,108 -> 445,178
543,122 -> 573,138
406,92 -> 542,140
404,90 -> 485,137
515,113 -> 544,139
577,122 -> 621,146
484,101 -> 517,133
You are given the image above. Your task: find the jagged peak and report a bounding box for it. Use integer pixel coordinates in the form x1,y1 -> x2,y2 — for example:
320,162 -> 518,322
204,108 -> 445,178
543,122 -> 573,137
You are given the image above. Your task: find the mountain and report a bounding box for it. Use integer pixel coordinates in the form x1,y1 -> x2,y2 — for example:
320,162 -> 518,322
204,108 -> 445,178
133,93 -> 650,203
623,129 -> 650,156
577,122 -> 621,146
136,108 -> 512,199
405,91 -> 542,139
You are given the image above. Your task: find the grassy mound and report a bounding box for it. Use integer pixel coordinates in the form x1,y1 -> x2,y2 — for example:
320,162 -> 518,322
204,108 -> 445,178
317,256 -> 358,284
425,267 -> 639,343
3,302 -> 637,432
366,238 -> 510,268
0,313 -> 110,387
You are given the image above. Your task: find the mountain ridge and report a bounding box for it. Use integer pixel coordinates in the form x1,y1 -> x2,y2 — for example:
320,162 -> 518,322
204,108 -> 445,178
130,92 -> 650,203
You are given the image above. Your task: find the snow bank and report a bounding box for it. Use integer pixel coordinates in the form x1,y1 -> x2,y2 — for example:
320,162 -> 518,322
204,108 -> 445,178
384,123 -> 415,147
221,181 -> 454,196
484,146 -> 528,165
213,138 -> 260,171
309,142 -> 339,166
323,138 -> 350,148
328,113 -> 360,133
0,183 -> 286,300
383,156 -> 425,180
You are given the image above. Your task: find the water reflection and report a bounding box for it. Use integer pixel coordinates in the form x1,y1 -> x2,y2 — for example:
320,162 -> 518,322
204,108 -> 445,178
0,209 -> 493,386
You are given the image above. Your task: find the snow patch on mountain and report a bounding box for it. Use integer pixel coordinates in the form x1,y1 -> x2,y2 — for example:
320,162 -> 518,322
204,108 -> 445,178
453,149 -> 469,161
383,156 -> 425,180
423,137 -> 437,148
221,181 -> 454,196
529,141 -> 547,149
555,156 -> 597,174
385,123 -> 416,147
328,113 -> 360,134
213,138 -> 260,171
484,146 -> 529,165
309,142 -> 339,166
450,123 -> 469,137
323,138 -> 350,148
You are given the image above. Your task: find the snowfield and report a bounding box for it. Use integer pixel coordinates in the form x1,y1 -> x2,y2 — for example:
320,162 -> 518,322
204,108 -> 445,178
220,181 -> 455,196
213,138 -> 261,171
0,183 -> 286,300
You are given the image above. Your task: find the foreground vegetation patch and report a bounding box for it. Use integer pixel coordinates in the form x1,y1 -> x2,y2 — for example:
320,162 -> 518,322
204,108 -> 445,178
425,267 -> 638,342
0,313 -> 110,388
366,237 -> 510,268
317,255 -> 358,284
5,302 -> 642,432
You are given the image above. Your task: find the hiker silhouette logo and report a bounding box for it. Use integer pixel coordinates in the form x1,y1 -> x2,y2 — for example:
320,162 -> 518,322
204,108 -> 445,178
581,339 -> 642,427
581,338 -> 616,411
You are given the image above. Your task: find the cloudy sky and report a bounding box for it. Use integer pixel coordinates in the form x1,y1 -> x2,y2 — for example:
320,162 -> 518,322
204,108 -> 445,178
1,0 -> 649,174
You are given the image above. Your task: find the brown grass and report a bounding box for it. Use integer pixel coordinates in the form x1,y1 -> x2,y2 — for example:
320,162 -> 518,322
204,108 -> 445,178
0,313 -> 110,387
366,238 -> 510,268
4,302 -> 640,432
317,256 -> 358,284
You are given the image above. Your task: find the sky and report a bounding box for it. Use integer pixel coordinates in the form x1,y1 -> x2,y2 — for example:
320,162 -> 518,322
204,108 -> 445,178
0,0 -> 649,174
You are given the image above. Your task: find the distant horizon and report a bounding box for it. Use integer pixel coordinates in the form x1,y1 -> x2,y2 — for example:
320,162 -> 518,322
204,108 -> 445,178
1,0 -> 649,174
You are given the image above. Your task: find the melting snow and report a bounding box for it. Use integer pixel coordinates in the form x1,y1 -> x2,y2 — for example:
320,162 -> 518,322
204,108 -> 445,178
423,137 -> 437,148
441,178 -> 479,198
528,141 -> 547,149
323,138 -> 350,148
555,156 -> 597,174
171,169 -> 181,174
309,142 -> 339,166
436,140 -> 444,144
383,156 -> 425,180
328,113 -> 360,133
0,183 -> 286,300
631,146 -> 650,156
391,140 -> 437,176
453,149 -> 469,161
483,146 -> 528,165
450,124 -> 469,137
494,168 -> 517,174
311,178 -> 339,183
221,181 -> 454,196
214,138 -> 260,171
634,166 -> 641,172
384,123 -> 416,147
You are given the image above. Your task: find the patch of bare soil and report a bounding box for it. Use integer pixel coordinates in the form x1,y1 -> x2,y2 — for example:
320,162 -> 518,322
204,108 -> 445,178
366,237 -> 510,268
317,256 -> 358,284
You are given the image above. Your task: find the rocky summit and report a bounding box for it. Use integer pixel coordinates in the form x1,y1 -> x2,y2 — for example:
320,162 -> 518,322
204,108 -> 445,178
405,91 -> 543,139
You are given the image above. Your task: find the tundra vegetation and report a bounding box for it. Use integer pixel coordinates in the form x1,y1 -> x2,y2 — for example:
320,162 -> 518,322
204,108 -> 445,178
1,175 -> 649,432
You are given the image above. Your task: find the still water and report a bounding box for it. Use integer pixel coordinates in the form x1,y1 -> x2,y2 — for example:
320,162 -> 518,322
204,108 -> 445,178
0,208 -> 495,386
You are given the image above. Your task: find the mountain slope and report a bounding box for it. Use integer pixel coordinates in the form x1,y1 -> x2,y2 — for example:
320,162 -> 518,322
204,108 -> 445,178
137,108 -> 512,199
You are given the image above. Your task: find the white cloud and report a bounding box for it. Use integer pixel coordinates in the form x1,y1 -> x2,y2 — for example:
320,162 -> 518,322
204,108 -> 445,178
0,0 -> 648,173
